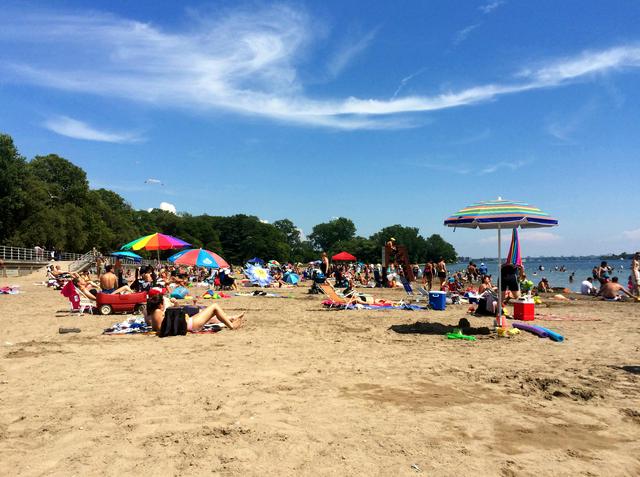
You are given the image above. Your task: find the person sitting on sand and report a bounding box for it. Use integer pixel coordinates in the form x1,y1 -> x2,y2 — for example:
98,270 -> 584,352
478,275 -> 494,294
581,277 -> 597,296
99,265 -> 133,294
537,277 -> 551,293
596,277 -> 639,301
145,294 -> 244,332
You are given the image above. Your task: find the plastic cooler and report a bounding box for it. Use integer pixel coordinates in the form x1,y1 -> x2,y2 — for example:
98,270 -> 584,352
513,301 -> 535,321
429,291 -> 447,311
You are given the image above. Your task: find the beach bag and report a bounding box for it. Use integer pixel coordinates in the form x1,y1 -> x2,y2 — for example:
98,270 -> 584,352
158,307 -> 188,337
476,292 -> 497,316
170,286 -> 189,299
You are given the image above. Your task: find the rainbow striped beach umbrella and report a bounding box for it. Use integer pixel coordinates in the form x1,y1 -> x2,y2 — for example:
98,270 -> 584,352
120,233 -> 191,251
444,199 -> 557,229
444,198 -> 558,326
168,248 -> 229,269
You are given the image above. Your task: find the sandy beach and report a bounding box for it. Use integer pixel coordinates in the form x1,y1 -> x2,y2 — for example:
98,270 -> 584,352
1,269 -> 639,476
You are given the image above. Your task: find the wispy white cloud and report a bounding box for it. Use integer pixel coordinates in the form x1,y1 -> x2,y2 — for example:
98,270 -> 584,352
478,159 -> 530,175
449,128 -> 491,145
453,23 -> 481,46
2,7 -> 640,130
479,1 -> 506,14
326,28 -> 378,78
546,100 -> 597,143
391,67 -> 427,99
43,115 -> 142,143
623,228 -> 640,240
416,158 -> 529,175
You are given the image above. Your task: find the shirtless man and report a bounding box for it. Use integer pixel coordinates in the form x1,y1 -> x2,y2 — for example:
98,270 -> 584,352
596,277 -> 639,301
145,294 -> 244,332
99,265 -> 132,294
436,258 -> 447,290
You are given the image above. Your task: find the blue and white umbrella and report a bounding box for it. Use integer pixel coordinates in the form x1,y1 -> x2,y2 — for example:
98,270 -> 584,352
284,272 -> 300,285
245,264 -> 273,287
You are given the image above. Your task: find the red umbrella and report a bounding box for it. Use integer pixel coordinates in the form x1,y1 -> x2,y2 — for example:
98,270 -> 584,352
332,251 -> 356,261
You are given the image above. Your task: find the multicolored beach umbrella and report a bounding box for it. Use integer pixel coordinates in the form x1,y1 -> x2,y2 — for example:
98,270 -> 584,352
444,198 -> 558,326
168,248 -> 229,269
444,199 -> 557,229
506,229 -> 522,267
120,233 -> 191,251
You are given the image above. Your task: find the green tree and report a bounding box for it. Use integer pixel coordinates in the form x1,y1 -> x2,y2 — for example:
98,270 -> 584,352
370,225 -> 427,262
0,134 -> 28,242
28,154 -> 90,205
309,217 -> 356,252
424,234 -> 457,262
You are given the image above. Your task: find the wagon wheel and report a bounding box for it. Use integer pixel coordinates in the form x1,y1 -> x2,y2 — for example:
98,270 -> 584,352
99,304 -> 113,315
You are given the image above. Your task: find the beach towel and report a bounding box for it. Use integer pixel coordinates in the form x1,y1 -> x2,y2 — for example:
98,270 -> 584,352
103,316 -> 223,335
60,281 -> 80,310
321,299 -> 428,311
0,285 -> 19,295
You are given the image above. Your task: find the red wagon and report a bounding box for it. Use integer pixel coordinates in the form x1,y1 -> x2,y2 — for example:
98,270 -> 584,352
96,292 -> 148,315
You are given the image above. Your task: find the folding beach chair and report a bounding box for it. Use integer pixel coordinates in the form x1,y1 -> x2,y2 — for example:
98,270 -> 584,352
318,283 -> 357,307
399,276 -> 421,303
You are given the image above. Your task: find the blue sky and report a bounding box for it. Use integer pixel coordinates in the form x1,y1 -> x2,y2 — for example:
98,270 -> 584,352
1,1 -> 640,257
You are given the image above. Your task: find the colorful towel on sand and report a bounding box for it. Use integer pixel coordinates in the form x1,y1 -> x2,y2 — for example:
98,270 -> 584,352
0,285 -> 20,295
321,300 -> 428,311
234,291 -> 288,298
103,316 -> 224,335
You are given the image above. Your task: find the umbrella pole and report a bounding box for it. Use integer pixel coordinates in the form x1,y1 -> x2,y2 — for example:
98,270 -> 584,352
497,226 -> 502,327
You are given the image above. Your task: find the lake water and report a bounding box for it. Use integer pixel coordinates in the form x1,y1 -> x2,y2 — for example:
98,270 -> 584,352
446,258 -> 631,292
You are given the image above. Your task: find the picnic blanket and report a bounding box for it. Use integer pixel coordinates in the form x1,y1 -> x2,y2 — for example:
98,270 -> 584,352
103,316 -> 224,335
322,300 -> 428,311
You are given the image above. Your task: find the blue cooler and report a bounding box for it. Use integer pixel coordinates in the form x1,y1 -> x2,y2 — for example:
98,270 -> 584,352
429,291 -> 446,310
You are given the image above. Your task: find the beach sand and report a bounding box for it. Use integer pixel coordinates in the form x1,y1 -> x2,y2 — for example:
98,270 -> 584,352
1,270 -> 639,476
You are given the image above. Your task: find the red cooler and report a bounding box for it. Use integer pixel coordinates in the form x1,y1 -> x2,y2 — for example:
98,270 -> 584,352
513,301 -> 535,321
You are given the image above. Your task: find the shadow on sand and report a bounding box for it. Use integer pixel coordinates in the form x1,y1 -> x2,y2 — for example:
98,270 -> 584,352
389,319 -> 491,336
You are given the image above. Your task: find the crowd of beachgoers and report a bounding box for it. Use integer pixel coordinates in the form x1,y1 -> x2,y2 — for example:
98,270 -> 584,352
44,249 -> 640,330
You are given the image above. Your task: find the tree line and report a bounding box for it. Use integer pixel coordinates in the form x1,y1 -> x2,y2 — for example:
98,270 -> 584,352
0,133 -> 457,264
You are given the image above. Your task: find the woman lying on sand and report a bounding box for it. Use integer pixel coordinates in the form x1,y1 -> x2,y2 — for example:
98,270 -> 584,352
145,294 -> 245,332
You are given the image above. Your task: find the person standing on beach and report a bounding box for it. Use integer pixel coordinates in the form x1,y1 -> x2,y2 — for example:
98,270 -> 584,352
422,260 -> 435,290
631,252 -> 640,297
320,252 -> 330,277
436,258 -> 447,290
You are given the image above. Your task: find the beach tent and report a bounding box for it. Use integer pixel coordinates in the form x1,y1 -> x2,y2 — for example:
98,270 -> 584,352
332,251 -> 356,261
168,248 -> 229,269
444,197 -> 558,326
284,272 -> 300,285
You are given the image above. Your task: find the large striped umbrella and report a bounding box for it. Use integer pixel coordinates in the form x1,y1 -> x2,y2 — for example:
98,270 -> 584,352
168,248 -> 229,269
120,233 -> 191,251
444,198 -> 558,326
